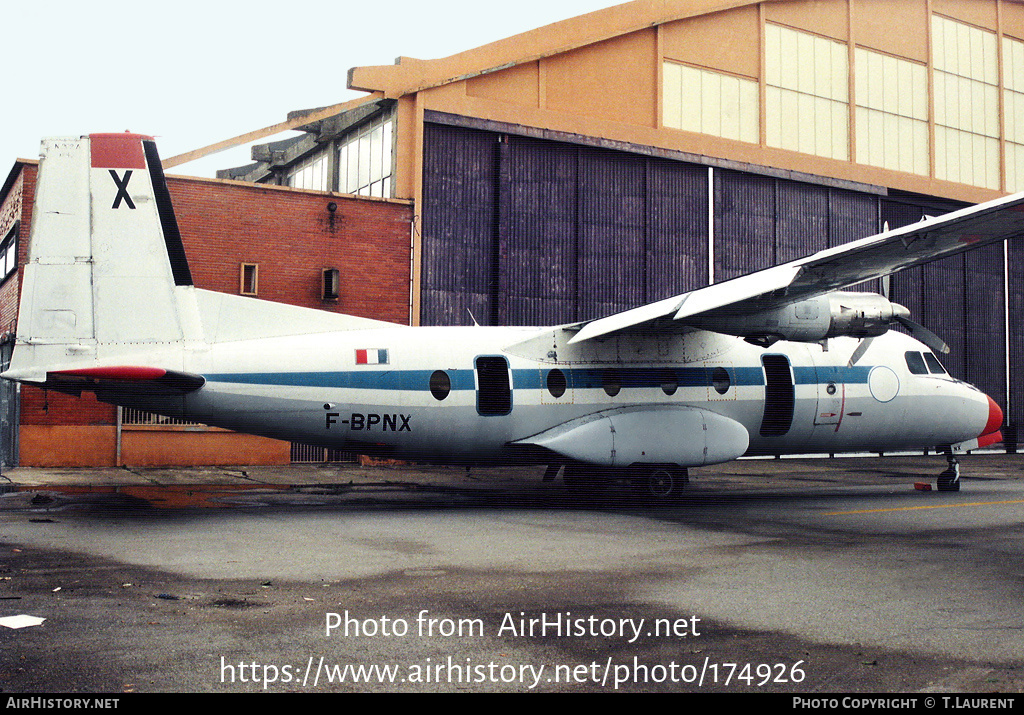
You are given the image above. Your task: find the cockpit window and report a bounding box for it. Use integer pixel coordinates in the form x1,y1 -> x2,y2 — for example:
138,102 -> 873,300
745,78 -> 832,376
906,351 -> 948,376
905,351 -> 928,375
924,352 -> 947,375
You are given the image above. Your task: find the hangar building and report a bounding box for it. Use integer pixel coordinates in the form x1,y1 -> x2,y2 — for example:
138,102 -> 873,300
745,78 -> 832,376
2,0 -> 1022,466
224,0 -> 1024,451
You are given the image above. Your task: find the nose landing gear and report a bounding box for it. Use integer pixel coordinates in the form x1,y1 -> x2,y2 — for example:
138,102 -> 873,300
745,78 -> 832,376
937,446 -> 960,492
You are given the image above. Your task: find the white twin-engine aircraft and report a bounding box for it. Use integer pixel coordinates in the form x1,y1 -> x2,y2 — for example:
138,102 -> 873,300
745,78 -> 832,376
3,133 -> 1016,498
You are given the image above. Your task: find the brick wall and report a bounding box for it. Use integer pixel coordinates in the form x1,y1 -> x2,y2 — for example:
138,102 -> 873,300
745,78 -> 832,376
0,164 -> 32,335
168,177 -> 412,323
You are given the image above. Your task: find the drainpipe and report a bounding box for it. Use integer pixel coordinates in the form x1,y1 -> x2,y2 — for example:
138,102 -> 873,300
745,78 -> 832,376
116,406 -> 122,467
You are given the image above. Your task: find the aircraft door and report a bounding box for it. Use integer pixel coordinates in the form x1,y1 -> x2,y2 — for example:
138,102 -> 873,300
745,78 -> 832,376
813,367 -> 844,428
760,354 -> 794,436
475,356 -> 512,416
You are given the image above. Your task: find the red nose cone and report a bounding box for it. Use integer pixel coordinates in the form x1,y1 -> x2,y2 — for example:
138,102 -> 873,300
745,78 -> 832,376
981,395 -> 1004,438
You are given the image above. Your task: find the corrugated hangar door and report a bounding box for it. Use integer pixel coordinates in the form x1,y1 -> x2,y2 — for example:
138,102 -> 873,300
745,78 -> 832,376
420,122 -> 708,327
712,169 -> 879,290
1009,238 -> 1024,445
420,124 -> 499,328
882,195 -> 1009,434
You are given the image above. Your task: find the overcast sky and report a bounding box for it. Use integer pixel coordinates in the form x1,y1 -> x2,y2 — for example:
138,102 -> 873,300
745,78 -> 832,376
4,0 -> 623,180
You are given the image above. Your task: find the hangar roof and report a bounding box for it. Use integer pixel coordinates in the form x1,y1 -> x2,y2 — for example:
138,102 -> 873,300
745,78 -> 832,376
225,0 -> 1024,204
348,0 -> 759,97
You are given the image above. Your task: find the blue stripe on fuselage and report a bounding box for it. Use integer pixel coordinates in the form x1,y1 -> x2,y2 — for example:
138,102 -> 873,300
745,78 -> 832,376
203,365 -> 872,390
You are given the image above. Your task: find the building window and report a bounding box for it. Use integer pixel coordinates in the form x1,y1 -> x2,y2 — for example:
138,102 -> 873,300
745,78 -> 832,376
1004,35 -> 1024,191
0,223 -> 17,284
240,263 -> 258,296
322,268 -> 339,301
337,113 -> 394,197
287,149 -> 330,191
663,61 -> 759,144
932,14 -> 1000,190
854,48 -> 929,176
765,23 -> 849,161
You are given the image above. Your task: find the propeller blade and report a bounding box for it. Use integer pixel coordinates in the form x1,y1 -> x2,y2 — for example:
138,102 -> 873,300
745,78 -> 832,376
848,337 -> 875,366
894,315 -> 950,355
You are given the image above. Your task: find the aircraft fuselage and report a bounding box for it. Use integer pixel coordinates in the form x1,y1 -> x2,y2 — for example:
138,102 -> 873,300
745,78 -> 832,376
117,324 -> 994,467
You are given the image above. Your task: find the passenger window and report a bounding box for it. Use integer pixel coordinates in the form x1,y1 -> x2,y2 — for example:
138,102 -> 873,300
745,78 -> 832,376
547,369 -> 567,398
904,351 -> 928,375
711,367 -> 731,395
924,353 -> 947,375
602,368 -> 621,397
429,370 -> 451,400
660,368 -> 678,396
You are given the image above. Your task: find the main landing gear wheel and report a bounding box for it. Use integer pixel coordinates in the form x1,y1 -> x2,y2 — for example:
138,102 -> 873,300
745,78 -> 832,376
937,447 -> 961,492
635,466 -> 689,501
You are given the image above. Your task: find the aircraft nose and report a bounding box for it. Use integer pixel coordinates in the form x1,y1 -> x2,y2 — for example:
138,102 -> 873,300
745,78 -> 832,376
978,394 -> 1004,447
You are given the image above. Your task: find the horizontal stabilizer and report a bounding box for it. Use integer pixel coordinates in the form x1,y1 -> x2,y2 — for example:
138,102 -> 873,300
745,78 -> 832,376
45,366 -> 205,395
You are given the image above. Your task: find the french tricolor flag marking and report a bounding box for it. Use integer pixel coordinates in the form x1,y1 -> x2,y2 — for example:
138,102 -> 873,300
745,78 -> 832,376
355,348 -> 389,365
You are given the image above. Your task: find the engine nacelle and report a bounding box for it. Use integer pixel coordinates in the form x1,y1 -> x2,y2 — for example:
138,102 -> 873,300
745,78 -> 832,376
690,291 -> 908,345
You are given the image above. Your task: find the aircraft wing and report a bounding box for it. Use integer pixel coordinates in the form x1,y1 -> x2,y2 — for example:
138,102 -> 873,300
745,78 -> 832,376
568,189 -> 1024,344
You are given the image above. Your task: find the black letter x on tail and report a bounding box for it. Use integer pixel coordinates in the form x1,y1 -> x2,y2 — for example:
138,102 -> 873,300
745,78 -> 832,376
109,170 -> 136,209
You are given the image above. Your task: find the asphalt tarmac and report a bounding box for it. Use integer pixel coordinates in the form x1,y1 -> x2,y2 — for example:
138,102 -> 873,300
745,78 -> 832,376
1,453 -> 1023,693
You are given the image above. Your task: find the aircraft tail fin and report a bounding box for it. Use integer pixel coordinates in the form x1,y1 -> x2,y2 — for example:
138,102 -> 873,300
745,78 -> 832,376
5,133 -> 201,383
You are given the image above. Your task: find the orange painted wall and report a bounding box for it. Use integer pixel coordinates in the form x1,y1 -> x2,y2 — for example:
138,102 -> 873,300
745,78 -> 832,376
120,429 -> 291,467
662,5 -> 761,78
19,426 -> 117,467
544,29 -> 658,128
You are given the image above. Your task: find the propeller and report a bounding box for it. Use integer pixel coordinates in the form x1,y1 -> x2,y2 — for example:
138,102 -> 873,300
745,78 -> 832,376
892,314 -> 950,355
847,336 -> 875,367
847,302 -> 949,366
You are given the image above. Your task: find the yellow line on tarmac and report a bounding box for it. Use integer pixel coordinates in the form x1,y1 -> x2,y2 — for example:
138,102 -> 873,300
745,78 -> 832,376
824,499 -> 1024,516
